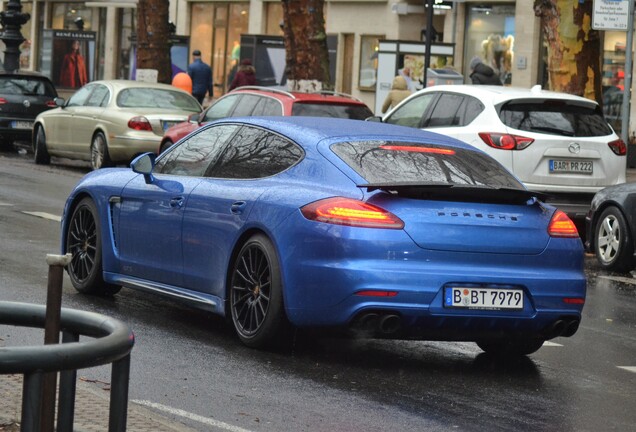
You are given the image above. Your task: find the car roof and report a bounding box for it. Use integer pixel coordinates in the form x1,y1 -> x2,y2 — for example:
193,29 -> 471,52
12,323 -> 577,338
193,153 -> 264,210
229,86 -> 368,105
412,84 -> 599,106
209,116 -> 475,150
0,70 -> 54,80
88,79 -> 194,94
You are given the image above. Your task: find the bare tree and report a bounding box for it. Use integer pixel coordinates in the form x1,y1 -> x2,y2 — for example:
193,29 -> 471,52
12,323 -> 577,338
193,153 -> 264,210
136,0 -> 171,83
534,0 -> 603,104
281,0 -> 331,92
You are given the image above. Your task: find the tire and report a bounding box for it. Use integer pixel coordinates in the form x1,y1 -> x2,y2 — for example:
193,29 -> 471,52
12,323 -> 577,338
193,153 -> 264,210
477,338 -> 544,357
90,132 -> 113,170
229,234 -> 289,349
66,197 -> 121,296
594,206 -> 634,272
34,126 -> 50,165
159,139 -> 174,154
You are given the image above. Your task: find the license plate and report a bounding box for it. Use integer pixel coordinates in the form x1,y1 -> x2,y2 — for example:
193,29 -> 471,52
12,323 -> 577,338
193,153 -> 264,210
12,121 -> 33,129
162,121 -> 178,132
444,287 -> 524,310
549,159 -> 593,174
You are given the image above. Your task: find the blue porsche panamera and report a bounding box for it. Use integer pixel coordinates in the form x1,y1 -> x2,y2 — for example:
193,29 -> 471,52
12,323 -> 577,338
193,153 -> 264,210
61,116 -> 586,355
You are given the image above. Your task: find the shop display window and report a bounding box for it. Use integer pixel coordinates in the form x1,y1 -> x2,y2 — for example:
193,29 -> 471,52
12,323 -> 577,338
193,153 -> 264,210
359,35 -> 382,90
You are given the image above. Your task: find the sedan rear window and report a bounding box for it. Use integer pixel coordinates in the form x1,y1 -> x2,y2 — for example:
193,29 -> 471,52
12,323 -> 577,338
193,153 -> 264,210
499,99 -> 613,137
292,103 -> 373,120
117,88 -> 201,112
331,141 -> 524,189
0,76 -> 56,96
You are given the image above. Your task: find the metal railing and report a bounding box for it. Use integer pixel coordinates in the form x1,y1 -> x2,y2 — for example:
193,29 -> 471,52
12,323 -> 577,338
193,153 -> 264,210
0,256 -> 135,432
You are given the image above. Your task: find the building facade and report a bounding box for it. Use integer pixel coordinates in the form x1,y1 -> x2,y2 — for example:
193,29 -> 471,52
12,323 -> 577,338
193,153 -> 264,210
1,0 -> 634,142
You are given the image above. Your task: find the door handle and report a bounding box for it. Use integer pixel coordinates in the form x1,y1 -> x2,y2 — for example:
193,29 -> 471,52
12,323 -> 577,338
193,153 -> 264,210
170,197 -> 184,208
231,201 -> 247,214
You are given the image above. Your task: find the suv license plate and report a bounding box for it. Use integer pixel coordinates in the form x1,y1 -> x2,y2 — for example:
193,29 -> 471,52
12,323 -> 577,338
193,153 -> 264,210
549,159 -> 593,174
444,287 -> 524,310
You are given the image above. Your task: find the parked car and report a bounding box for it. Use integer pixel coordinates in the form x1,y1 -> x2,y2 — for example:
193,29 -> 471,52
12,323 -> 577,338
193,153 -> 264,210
33,80 -> 201,170
61,117 -> 585,356
0,71 -> 57,151
159,86 -> 374,153
585,183 -> 636,272
374,84 -> 627,223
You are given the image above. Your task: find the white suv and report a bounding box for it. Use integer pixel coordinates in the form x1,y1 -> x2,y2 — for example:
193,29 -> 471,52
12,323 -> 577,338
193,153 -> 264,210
378,84 -> 627,220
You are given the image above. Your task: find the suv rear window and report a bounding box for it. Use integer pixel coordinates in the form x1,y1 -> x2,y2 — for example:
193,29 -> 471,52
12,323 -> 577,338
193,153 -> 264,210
292,103 -> 373,120
331,141 -> 523,189
499,99 -> 613,137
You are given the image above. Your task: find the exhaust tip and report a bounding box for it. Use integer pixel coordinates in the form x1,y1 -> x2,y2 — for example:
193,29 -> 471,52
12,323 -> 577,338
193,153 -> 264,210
562,319 -> 580,337
378,314 -> 401,334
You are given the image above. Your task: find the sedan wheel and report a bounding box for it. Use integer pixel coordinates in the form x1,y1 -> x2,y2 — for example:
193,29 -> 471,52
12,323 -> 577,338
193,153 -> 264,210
595,206 -> 634,272
34,126 -> 50,165
66,197 -> 121,296
90,132 -> 113,170
230,234 -> 289,348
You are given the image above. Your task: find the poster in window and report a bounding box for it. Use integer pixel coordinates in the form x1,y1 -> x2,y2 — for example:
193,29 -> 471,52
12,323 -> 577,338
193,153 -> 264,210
51,31 -> 96,89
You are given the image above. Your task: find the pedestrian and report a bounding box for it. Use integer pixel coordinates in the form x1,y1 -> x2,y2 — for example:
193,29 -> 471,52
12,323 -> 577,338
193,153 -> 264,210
187,49 -> 213,104
398,66 -> 417,93
469,56 -> 503,85
381,75 -> 411,113
228,59 -> 257,91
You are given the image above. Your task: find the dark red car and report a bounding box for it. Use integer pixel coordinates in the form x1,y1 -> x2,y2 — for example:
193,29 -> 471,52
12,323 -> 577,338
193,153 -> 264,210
159,86 -> 374,153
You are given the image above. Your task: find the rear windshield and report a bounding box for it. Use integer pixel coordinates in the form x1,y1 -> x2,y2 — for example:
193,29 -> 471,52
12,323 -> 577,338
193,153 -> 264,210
292,103 -> 373,120
331,141 -> 524,188
0,76 -> 56,97
117,88 -> 201,112
499,99 -> 613,137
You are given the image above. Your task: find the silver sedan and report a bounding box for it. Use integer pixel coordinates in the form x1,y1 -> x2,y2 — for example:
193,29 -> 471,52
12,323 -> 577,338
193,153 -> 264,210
33,79 -> 202,170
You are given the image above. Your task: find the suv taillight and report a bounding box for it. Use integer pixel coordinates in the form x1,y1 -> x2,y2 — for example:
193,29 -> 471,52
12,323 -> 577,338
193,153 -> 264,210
128,116 -> 152,131
478,133 -> 534,150
548,210 -> 579,238
301,197 -> 404,229
608,138 -> 627,155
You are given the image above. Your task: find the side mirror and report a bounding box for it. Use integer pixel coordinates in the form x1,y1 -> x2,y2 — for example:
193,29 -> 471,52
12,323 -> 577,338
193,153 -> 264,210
365,116 -> 383,123
131,152 -> 156,184
54,97 -> 66,107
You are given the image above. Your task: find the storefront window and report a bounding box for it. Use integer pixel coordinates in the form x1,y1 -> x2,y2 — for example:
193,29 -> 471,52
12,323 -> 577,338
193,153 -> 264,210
51,2 -> 93,31
266,2 -> 284,36
601,31 -> 627,133
464,4 -> 515,85
359,35 -> 382,90
118,8 -> 135,79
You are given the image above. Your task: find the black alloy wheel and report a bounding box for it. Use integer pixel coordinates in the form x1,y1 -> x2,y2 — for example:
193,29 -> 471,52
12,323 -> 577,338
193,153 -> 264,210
595,206 -> 634,272
66,197 -> 120,296
230,234 -> 288,348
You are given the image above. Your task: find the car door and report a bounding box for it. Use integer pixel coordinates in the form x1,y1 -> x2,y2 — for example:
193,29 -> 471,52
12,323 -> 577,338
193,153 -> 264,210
115,123 -> 239,286
46,84 -> 93,153
181,125 -> 304,296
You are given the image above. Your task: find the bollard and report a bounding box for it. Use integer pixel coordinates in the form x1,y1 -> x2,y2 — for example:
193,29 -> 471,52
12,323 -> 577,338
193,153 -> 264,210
40,253 -> 72,432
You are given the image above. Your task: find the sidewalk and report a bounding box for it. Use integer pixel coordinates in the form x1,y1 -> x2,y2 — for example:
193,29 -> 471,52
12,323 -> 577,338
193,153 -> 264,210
0,373 -> 198,431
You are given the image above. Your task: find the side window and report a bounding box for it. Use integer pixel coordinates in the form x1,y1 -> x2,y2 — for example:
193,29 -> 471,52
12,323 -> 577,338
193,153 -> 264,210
459,96 -> 484,125
154,124 -> 238,176
85,84 -> 109,107
425,93 -> 464,127
66,85 -> 94,107
203,95 -> 240,122
231,94 -> 261,117
252,97 -> 282,116
384,93 -> 437,128
207,126 -> 303,179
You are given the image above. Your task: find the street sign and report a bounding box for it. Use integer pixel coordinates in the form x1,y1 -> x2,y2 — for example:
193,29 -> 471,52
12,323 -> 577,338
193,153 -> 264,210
592,0 -> 630,31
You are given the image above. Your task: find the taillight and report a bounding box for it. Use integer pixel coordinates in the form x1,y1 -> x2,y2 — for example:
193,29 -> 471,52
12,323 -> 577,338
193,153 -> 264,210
478,133 -> 534,150
379,145 -> 455,155
548,210 -> 579,237
301,197 -> 404,229
46,100 -> 57,108
128,116 -> 152,131
0,98 -> 7,105
608,138 -> 626,155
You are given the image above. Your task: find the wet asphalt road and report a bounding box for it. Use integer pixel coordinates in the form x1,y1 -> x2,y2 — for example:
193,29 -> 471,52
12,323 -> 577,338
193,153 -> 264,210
1,151 -> 635,432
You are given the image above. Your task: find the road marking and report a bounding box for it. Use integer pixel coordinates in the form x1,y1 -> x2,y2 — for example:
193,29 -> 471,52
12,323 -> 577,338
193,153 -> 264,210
0,202 -> 13,206
132,400 -> 254,432
598,275 -> 636,285
21,211 -> 61,222
543,341 -> 563,347
618,366 -> 636,373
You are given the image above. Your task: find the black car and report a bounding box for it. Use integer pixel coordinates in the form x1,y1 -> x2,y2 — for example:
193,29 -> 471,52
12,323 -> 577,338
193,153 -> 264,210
0,71 -> 57,150
586,183 -> 636,272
